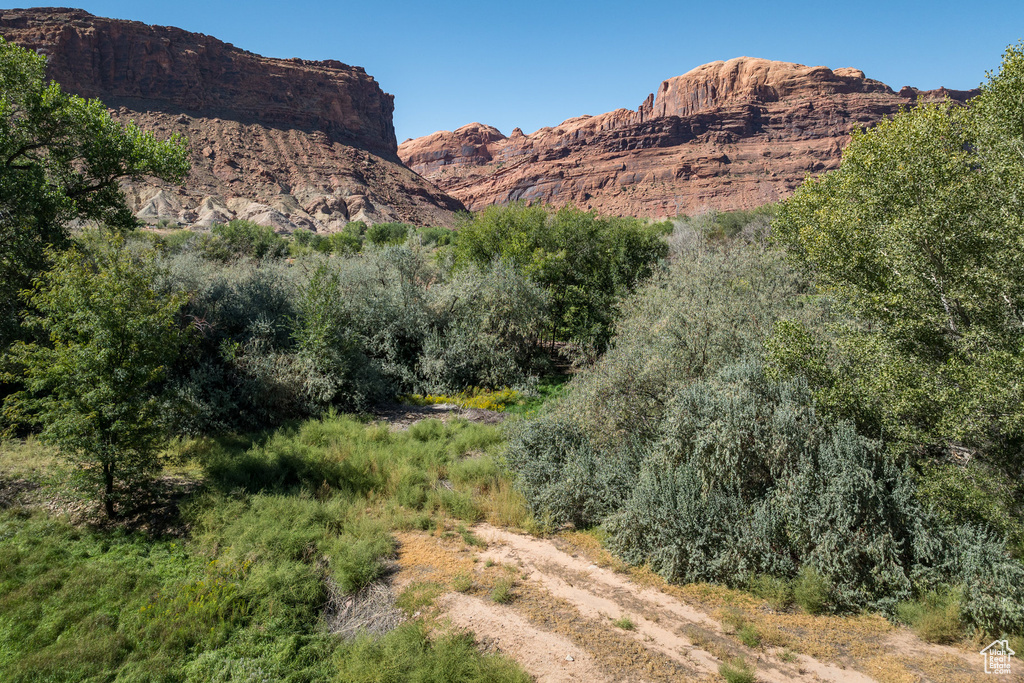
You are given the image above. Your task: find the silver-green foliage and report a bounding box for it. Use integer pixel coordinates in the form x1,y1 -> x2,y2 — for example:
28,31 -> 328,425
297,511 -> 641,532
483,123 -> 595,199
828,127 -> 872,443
159,245 -> 548,431
558,231 -> 812,447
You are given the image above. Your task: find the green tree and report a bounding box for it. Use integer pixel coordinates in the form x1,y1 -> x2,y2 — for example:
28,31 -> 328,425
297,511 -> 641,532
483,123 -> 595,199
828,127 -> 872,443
0,37 -> 190,342
454,203 -> 667,349
3,239 -> 190,517
770,43 -> 1024,543
772,45 -> 1024,451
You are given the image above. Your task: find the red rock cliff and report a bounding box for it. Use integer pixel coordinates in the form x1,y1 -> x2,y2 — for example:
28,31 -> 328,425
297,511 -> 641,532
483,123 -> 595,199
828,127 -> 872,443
399,57 -> 977,217
1,8 -> 464,229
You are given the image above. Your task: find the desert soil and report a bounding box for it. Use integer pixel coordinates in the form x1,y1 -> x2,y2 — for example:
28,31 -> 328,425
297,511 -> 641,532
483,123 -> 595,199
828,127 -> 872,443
391,523 -> 1008,683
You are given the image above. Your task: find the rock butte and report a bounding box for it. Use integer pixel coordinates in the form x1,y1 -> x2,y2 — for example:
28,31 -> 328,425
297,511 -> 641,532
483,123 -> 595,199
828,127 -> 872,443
399,57 -> 978,217
0,8 -> 464,230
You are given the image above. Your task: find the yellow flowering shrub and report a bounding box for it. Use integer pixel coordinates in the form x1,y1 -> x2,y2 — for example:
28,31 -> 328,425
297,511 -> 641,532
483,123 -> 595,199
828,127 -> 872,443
402,387 -> 522,412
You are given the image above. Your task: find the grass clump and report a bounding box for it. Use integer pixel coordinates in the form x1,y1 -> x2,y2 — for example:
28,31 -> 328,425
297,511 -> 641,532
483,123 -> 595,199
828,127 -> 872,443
459,524 -> 487,548
452,571 -> 474,593
395,582 -> 444,615
737,624 -> 761,648
794,566 -> 830,615
718,656 -> 756,683
490,577 -> 515,604
895,587 -> 964,644
333,622 -> 530,683
748,574 -> 792,611
612,616 -> 635,630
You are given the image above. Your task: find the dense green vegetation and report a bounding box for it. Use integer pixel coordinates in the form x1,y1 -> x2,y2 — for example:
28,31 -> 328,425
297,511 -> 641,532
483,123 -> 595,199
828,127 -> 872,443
454,203 -> 671,350
0,416 -> 528,681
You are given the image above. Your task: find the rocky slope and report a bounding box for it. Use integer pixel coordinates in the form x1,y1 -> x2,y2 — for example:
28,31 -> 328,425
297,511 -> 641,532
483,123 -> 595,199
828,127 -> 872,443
399,57 -> 977,217
0,8 -> 464,230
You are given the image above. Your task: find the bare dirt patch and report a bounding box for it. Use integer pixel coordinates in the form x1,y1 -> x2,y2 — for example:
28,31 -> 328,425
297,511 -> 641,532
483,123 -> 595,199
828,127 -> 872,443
390,523 -> 996,683
372,403 -> 506,430
439,592 -> 611,683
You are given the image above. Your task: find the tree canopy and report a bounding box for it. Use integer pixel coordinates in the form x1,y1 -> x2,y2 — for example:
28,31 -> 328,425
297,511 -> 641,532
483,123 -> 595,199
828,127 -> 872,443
454,203 -> 669,349
3,240 -> 189,517
0,37 -> 190,341
771,43 -> 1024,470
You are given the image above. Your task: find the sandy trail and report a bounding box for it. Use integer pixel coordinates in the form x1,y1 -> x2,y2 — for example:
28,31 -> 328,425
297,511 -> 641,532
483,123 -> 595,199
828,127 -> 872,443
473,523 -> 880,683
392,525 -> 994,682
439,592 -> 612,683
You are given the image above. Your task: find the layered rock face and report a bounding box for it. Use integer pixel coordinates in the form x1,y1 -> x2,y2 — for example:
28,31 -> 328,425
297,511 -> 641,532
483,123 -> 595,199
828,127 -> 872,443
399,57 -> 977,217
1,8 -> 464,229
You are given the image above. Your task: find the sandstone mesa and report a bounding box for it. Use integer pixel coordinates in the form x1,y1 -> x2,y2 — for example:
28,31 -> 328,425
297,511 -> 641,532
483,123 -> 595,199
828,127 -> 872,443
0,7 -> 465,231
399,57 -> 977,218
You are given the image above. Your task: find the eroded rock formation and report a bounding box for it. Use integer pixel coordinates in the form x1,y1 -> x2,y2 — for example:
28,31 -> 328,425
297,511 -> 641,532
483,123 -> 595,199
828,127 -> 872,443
399,57 -> 977,217
1,7 -> 464,229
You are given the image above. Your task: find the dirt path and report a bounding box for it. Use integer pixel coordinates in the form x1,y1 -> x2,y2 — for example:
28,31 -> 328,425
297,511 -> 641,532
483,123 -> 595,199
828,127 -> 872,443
439,592 -> 612,683
392,524 -> 997,683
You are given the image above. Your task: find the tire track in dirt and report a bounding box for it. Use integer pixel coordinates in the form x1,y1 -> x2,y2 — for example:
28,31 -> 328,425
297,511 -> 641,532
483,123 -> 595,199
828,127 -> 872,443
393,526 -> 994,683
438,592 -> 612,683
473,523 -> 882,683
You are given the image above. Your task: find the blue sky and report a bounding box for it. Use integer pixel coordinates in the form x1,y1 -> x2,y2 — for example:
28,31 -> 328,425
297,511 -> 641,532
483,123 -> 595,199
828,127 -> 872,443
38,1 -> 1024,141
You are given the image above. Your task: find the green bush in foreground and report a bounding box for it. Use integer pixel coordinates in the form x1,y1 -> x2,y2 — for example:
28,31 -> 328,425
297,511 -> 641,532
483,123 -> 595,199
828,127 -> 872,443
508,358 -> 1024,633
3,239 -> 189,517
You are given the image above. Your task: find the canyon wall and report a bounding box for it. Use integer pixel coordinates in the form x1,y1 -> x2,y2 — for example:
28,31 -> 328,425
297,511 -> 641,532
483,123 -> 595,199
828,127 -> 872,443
399,57 -> 977,217
1,8 -> 464,229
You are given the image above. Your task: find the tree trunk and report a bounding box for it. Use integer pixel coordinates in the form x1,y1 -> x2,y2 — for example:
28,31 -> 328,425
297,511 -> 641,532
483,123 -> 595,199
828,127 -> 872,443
103,462 -> 115,519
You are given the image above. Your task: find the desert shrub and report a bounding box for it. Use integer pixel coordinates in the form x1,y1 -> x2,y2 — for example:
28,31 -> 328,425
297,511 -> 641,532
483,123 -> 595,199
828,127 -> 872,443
365,221 -> 411,246
315,247 -> 547,398
204,219 -> 289,260
416,258 -> 549,394
943,524 -> 1024,635
510,356 -> 1024,630
156,253 -> 304,431
155,243 -> 548,430
504,413 -> 642,529
604,362 -> 932,613
555,233 -> 812,448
